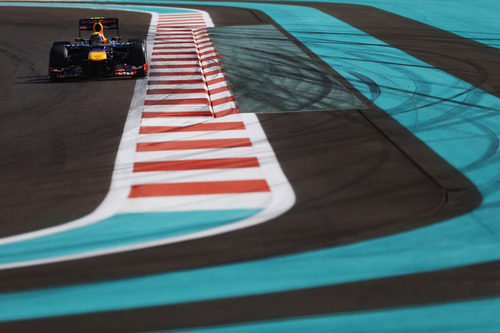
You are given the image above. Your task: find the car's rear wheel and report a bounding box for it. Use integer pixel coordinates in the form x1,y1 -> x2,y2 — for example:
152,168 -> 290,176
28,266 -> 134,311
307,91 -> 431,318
49,44 -> 68,81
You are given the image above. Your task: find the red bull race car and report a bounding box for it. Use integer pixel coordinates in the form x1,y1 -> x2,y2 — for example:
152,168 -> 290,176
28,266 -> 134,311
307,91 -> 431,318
48,17 -> 148,81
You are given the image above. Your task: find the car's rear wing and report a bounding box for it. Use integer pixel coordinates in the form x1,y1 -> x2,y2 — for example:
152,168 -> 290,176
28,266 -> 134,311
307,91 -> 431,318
79,17 -> 119,36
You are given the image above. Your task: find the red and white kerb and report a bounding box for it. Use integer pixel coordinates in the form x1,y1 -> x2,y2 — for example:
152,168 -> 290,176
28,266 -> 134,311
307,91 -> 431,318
124,12 -> 274,212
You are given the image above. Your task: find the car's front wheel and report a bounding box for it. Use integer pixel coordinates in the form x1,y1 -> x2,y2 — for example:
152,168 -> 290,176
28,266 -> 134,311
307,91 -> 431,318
128,39 -> 147,77
48,44 -> 68,81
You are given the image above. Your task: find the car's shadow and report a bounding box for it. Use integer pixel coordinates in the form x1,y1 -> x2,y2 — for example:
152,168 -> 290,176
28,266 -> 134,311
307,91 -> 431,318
16,75 -> 53,84
16,74 -> 140,84
16,75 -> 87,85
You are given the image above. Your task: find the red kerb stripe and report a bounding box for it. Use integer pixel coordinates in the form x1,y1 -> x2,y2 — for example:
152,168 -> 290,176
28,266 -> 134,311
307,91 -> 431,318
148,79 -> 205,85
204,68 -> 223,77
154,37 -> 194,41
148,72 -> 201,76
152,51 -> 197,55
129,180 -> 270,197
206,77 -> 226,85
140,122 -> 245,133
201,56 -> 220,63
209,86 -> 230,95
147,88 -> 207,95
137,138 -> 252,151
152,41 -> 194,45
158,21 -> 206,25
133,157 -> 260,172
153,43 -> 195,47
158,21 -> 205,24
212,96 -> 236,106
144,98 -> 210,106
202,62 -> 220,70
150,56 -> 198,61
150,64 -> 201,69
142,111 -> 212,117
197,45 -> 214,51
158,19 -> 203,22
155,31 -> 193,35
158,22 -> 206,28
214,108 -> 239,117
199,50 -> 216,56
158,18 -> 204,21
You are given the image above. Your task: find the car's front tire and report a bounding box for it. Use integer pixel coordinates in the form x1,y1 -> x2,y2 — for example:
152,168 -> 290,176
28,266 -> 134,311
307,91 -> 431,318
49,44 -> 68,81
128,39 -> 147,77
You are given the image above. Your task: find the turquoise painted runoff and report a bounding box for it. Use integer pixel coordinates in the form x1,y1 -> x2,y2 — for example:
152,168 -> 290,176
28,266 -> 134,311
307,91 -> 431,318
0,210 -> 261,264
2,1 -> 500,331
256,0 -> 500,50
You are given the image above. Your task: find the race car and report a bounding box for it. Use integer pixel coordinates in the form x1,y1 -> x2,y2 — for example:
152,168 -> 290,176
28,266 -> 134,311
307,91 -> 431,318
48,17 -> 148,81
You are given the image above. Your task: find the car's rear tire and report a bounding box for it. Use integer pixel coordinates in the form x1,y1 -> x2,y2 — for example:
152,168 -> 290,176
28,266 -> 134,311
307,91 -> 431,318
49,44 -> 68,81
128,39 -> 147,77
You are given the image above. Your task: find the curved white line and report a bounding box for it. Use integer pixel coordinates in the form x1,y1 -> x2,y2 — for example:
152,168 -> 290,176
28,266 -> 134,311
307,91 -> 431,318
0,4 -> 208,246
0,3 -> 295,270
0,5 -> 159,246
0,113 -> 295,271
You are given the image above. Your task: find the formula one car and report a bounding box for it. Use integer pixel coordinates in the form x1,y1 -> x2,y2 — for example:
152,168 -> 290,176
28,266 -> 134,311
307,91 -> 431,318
48,17 -> 147,81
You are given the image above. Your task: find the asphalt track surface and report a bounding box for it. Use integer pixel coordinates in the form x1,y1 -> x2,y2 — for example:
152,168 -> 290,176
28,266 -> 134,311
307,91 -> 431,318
0,2 -> 498,332
0,7 -> 151,236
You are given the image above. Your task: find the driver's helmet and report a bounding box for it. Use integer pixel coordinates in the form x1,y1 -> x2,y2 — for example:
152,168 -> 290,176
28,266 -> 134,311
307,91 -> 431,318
90,32 -> 105,45
90,22 -> 106,45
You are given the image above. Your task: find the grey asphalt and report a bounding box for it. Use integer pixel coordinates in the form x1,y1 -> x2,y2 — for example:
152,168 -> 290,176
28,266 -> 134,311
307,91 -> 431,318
0,3 -> 489,332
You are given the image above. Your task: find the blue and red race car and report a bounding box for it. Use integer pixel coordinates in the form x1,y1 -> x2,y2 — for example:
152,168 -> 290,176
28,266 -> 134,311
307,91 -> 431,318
48,17 -> 148,80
